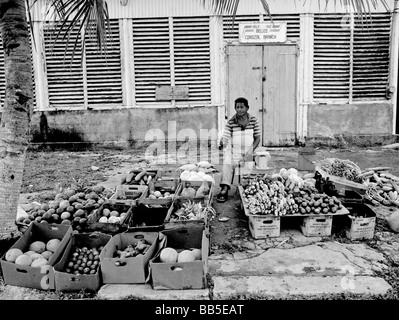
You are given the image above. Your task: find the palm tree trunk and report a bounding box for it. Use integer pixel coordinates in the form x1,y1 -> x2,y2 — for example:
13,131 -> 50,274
0,0 -> 33,240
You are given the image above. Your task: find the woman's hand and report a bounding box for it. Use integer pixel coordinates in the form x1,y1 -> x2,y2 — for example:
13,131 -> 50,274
242,149 -> 253,162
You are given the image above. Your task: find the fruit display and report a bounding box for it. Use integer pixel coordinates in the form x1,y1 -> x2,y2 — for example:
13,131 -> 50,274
4,239 -> 60,268
63,245 -> 102,275
121,169 -> 158,186
178,180 -> 211,198
16,185 -> 110,232
113,239 -> 151,260
168,200 -> 216,222
158,247 -> 201,263
241,168 -> 345,216
146,189 -> 174,200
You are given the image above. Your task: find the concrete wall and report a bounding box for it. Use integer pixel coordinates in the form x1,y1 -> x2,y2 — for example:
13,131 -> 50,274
30,107 -> 219,147
307,103 -> 393,138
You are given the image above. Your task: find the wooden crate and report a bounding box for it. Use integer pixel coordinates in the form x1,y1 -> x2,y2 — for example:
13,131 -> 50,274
109,185 -> 148,206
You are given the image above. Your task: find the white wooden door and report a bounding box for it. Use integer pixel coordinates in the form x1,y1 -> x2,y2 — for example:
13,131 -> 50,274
226,44 -> 297,146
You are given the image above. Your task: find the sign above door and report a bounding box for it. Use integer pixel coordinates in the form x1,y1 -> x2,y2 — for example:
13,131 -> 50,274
238,22 -> 287,44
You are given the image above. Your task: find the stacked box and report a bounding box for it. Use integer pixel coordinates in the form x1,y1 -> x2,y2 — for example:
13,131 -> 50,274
247,215 -> 281,239
109,185 -> 148,206
0,222 -> 73,290
86,202 -> 134,234
54,232 -> 111,292
345,203 -> 376,240
301,215 -> 333,237
150,224 -> 209,290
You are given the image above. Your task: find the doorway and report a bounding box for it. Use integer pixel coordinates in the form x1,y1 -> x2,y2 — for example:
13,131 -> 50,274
226,44 -> 298,146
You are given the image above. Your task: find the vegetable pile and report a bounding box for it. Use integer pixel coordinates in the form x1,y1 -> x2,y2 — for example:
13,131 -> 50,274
317,158 -> 364,183
113,239 -> 151,259
64,245 -> 102,275
121,169 -> 158,186
241,167 -> 345,216
169,200 -> 216,222
361,167 -> 399,207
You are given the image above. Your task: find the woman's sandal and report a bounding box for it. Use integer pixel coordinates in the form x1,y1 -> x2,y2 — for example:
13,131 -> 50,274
216,192 -> 228,203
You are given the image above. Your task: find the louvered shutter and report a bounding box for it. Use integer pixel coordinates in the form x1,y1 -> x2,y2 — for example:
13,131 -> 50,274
0,36 -> 5,109
133,18 -> 171,104
223,14 -> 300,42
85,19 -> 123,105
44,24 -> 85,107
313,15 -> 351,100
353,13 -> 391,100
173,16 -> 211,103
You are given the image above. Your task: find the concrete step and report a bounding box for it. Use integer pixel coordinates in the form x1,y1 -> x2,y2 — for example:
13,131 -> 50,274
212,275 -> 392,299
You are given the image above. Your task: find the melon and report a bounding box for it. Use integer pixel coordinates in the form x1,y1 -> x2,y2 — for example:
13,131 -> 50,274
31,258 -> 48,268
29,241 -> 46,254
388,211 -> 399,233
41,251 -> 53,260
59,200 -> 70,211
15,254 -> 32,266
177,250 -> 196,263
5,248 -> 23,262
99,216 -> 108,223
46,239 -> 61,253
159,247 -> 178,263
191,248 -> 202,260
30,253 -> 44,261
24,250 -> 37,257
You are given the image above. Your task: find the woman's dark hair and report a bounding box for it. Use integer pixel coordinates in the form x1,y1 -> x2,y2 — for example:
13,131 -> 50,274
235,97 -> 249,108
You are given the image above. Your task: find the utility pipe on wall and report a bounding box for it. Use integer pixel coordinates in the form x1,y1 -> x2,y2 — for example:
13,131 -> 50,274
390,0 -> 399,134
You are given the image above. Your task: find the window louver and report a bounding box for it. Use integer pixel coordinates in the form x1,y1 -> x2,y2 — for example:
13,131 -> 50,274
133,18 -> 171,103
353,13 -> 391,100
223,14 -> 300,42
44,24 -> 85,107
173,17 -> 211,103
85,19 -> 123,105
313,15 -> 351,100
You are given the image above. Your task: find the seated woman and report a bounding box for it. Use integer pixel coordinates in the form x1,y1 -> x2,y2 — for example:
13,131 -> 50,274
216,97 -> 261,202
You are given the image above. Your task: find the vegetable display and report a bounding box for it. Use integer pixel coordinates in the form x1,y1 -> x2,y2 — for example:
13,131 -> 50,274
64,245 -> 102,275
362,168 -> 399,207
169,200 -> 216,222
241,167 -> 345,216
121,169 -> 158,186
113,239 -> 151,259
316,158 -> 364,183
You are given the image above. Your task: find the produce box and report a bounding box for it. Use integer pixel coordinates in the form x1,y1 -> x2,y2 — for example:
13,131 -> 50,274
247,214 -> 281,239
337,190 -> 364,206
142,183 -> 177,206
150,224 -> 209,290
155,168 -> 180,190
315,167 -> 368,195
175,180 -> 214,206
0,222 -> 73,290
122,169 -> 158,186
86,201 -> 133,234
164,198 -> 214,230
123,202 -> 171,231
109,185 -> 148,206
344,203 -> 376,240
300,215 -> 333,237
54,232 -> 111,292
99,231 -> 159,284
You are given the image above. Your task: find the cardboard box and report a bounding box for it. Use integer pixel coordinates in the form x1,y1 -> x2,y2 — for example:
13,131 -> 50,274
248,214 -> 281,239
109,185 -> 148,206
54,232 -> 111,292
164,198 -> 211,230
99,231 -> 159,284
338,190 -> 364,206
150,224 -> 209,290
301,215 -> 333,237
0,222 -> 73,290
344,203 -> 376,240
86,201 -> 134,234
175,180 -> 214,205
124,202 -> 171,231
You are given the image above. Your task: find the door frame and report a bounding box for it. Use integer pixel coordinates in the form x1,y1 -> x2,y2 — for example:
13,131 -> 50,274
225,43 -> 299,147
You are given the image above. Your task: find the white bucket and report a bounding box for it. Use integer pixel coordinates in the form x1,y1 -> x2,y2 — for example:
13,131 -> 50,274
255,151 -> 271,169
